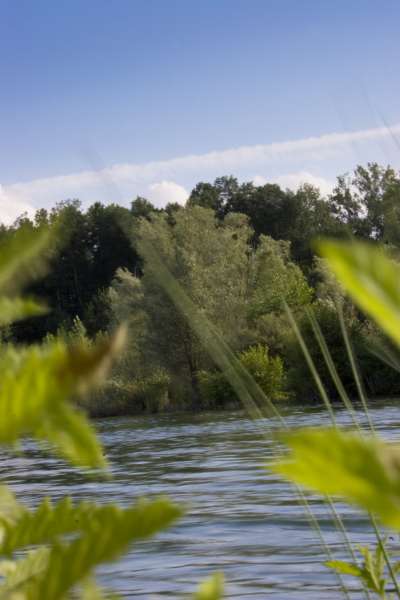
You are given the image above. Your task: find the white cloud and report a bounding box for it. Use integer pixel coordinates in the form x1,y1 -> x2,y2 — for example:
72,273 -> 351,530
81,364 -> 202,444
252,175 -> 268,187
0,185 -> 35,225
276,171 -> 334,195
253,171 -> 334,195
1,121 -> 399,210
146,181 -> 188,207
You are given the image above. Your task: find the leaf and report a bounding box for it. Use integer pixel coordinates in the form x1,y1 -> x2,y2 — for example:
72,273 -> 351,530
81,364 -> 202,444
0,298 -> 48,327
318,240 -> 400,346
0,226 -> 55,296
0,496 -> 94,555
57,325 -> 127,395
0,329 -> 125,469
0,486 -> 23,529
37,402 -> 107,471
79,579 -> 120,600
0,548 -> 49,600
272,428 -> 400,528
325,560 -> 363,578
20,498 -> 182,600
194,573 -> 224,600
393,561 -> 400,574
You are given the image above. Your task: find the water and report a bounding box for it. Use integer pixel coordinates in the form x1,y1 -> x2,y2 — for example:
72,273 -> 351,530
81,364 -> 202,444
2,403 -> 400,598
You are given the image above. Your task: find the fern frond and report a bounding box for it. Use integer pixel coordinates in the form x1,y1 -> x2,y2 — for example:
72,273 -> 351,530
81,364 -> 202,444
20,497 -> 181,600
0,496 -> 87,555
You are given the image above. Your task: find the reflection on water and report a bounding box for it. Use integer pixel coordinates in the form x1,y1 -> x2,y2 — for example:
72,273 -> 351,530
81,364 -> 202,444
2,403 -> 400,598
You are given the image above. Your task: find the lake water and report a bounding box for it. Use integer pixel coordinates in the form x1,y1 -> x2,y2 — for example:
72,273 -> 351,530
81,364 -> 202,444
3,403 -> 400,598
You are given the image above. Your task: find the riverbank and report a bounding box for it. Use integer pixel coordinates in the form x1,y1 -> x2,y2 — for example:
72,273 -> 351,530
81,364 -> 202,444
80,378 -> 242,418
79,377 -> 398,419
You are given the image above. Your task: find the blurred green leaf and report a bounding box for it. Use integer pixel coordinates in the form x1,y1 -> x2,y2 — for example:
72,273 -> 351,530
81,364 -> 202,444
0,494 -> 180,558
0,328 -> 125,469
80,579 -> 120,600
0,495 -> 107,556
20,498 -> 181,600
0,486 -> 23,527
0,548 -> 49,600
0,226 -> 55,296
319,240 -> 400,346
193,573 -> 224,600
272,428 -> 400,528
325,560 -> 363,577
0,297 -> 48,327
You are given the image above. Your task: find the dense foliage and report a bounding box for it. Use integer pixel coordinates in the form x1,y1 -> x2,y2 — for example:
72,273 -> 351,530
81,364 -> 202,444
3,162 -> 400,412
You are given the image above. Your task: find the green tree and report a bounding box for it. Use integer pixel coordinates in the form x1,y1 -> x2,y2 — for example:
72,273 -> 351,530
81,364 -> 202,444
110,206 -> 312,407
328,163 -> 400,240
133,207 -> 253,406
188,176 -> 240,217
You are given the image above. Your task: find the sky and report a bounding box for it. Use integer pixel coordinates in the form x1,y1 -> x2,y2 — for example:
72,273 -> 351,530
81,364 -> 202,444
1,0 -> 400,223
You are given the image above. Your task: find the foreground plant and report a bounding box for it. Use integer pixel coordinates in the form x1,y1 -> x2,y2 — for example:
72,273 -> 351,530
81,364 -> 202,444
327,543 -> 396,599
273,240 -> 400,598
0,225 -> 221,599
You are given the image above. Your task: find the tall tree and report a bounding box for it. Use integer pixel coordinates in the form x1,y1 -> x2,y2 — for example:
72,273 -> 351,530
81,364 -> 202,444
110,206 -> 312,406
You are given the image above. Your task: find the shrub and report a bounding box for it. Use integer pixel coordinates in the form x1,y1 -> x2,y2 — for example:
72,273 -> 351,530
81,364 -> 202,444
82,369 -> 171,417
239,344 -> 287,401
199,344 -> 287,408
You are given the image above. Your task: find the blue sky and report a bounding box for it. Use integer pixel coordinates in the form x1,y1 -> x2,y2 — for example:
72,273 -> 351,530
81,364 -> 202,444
1,0 -> 400,222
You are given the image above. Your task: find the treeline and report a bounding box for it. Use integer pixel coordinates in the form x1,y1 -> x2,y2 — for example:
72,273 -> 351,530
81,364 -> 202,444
2,162 -> 400,413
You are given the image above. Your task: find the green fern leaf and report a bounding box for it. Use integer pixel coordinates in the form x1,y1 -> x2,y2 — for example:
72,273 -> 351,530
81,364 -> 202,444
21,497 -> 181,600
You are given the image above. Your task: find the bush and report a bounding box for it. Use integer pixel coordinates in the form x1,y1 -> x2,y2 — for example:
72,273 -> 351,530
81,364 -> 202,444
239,344 -> 287,400
81,369 -> 171,417
198,344 -> 287,408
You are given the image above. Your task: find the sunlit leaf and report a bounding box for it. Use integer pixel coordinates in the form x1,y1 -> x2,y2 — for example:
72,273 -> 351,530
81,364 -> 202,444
79,579 -> 120,600
193,573 -> 224,600
272,428 -> 400,528
325,560 -> 363,577
0,496 -> 97,555
0,329 -> 125,469
0,548 -> 49,600
0,486 -> 23,529
319,240 -> 400,346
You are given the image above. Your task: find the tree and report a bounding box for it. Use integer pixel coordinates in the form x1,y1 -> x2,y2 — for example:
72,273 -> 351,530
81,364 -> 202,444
132,207 -> 254,406
110,206 -> 312,407
327,163 -> 400,240
130,196 -> 158,220
190,177 -> 340,267
11,200 -> 140,341
249,236 -> 312,319
187,176 -> 240,217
